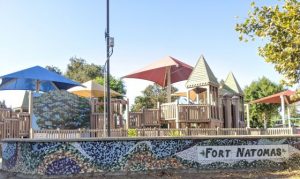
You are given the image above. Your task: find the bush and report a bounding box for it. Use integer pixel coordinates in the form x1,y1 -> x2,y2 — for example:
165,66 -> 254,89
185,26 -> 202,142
128,128 -> 137,137
168,129 -> 182,137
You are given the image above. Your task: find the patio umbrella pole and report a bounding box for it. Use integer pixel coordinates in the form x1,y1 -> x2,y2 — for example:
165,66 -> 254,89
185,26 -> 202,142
167,67 -> 171,103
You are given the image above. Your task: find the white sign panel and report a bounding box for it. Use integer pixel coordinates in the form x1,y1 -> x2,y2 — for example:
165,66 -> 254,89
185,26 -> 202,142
198,145 -> 289,161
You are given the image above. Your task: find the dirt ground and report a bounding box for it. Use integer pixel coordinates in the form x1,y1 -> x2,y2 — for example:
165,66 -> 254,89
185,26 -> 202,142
1,169 -> 300,179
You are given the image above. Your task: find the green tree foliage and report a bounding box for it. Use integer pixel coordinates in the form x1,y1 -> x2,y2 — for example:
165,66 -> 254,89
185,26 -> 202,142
244,77 -> 284,127
94,76 -> 126,95
45,65 -> 62,75
65,57 -> 103,83
64,57 -> 126,95
131,84 -> 178,112
236,0 -> 300,85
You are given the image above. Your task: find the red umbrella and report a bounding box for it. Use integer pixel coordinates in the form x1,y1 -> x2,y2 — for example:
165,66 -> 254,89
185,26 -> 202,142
123,56 -> 193,102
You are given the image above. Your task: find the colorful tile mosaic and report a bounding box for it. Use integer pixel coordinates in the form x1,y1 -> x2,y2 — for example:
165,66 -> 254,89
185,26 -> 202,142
2,138 -> 300,176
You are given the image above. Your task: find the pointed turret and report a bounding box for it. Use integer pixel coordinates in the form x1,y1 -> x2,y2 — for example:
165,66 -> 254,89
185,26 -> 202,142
223,72 -> 243,95
185,55 -> 219,88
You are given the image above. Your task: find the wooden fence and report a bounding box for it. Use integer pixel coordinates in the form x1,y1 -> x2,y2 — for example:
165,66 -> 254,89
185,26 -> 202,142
30,127 -> 296,139
0,110 -> 30,139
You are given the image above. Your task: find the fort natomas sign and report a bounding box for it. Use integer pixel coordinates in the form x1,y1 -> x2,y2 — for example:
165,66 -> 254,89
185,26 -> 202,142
198,145 -> 289,161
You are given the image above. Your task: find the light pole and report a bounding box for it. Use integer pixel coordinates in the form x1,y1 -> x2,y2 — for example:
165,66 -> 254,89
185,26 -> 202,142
106,0 -> 111,137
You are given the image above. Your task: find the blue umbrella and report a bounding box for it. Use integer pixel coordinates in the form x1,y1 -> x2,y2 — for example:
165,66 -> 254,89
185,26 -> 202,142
0,66 -> 81,92
0,66 -> 82,137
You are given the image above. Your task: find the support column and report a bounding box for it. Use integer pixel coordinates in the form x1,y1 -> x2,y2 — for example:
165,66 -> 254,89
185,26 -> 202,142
287,106 -> 291,128
28,91 -> 33,138
232,96 -> 240,128
280,95 -> 285,126
126,98 -> 129,130
246,103 -> 250,128
175,101 -> 179,129
223,95 -> 232,128
186,89 -> 190,104
206,85 -> 211,119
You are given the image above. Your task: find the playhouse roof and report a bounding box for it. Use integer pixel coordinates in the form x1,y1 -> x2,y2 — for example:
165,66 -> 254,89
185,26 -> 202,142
185,55 -> 219,88
223,72 -> 244,95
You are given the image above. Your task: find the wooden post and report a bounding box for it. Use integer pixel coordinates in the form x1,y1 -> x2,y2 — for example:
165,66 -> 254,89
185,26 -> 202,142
57,128 -> 61,139
185,127 -> 189,136
216,127 -> 220,135
28,91 -> 33,138
187,89 -> 190,104
207,85 -> 211,119
126,98 -> 129,130
246,104 -> 250,128
232,96 -> 240,128
287,106 -> 291,128
175,102 -> 179,129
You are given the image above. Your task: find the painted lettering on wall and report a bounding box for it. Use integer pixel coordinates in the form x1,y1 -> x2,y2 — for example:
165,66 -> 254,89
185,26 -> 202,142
198,145 -> 289,161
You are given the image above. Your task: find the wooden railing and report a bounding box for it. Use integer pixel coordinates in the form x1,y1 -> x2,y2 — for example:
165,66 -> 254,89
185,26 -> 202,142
0,109 -> 31,139
161,103 -> 209,122
178,105 -> 208,122
128,112 -> 143,128
18,113 -> 30,137
161,103 -> 177,120
0,108 -> 11,121
90,113 -> 104,130
128,108 -> 161,128
143,109 -> 160,126
32,128 -> 128,139
27,127 -> 296,139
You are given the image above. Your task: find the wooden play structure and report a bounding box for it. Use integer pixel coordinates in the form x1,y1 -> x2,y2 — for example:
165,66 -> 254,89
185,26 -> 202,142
128,56 -> 245,129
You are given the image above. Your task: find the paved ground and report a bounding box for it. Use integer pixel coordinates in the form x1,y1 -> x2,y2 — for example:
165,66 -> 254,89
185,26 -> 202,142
0,169 -> 300,179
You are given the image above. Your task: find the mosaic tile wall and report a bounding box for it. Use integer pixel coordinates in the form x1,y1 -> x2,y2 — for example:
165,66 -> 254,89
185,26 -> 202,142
33,90 -> 90,129
2,138 -> 300,176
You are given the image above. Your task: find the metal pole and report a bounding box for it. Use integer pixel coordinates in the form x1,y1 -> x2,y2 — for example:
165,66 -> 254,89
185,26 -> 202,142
106,0 -> 111,137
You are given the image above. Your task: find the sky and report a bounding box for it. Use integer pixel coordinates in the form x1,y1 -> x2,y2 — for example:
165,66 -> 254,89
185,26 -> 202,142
0,0 -> 285,107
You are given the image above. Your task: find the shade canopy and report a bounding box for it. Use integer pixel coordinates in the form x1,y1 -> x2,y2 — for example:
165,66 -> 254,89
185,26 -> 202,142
123,56 -> 193,87
68,80 -> 122,98
250,90 -> 296,104
0,66 -> 81,92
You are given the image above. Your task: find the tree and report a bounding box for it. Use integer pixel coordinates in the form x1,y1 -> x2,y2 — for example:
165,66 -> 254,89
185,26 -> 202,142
244,77 -> 284,127
65,57 -> 103,83
65,57 -> 126,96
45,65 -> 62,75
131,84 -> 178,112
94,76 -> 126,95
236,0 -> 300,85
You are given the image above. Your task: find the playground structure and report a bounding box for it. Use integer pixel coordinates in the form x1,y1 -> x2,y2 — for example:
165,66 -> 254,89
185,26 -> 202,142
127,56 -> 245,129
